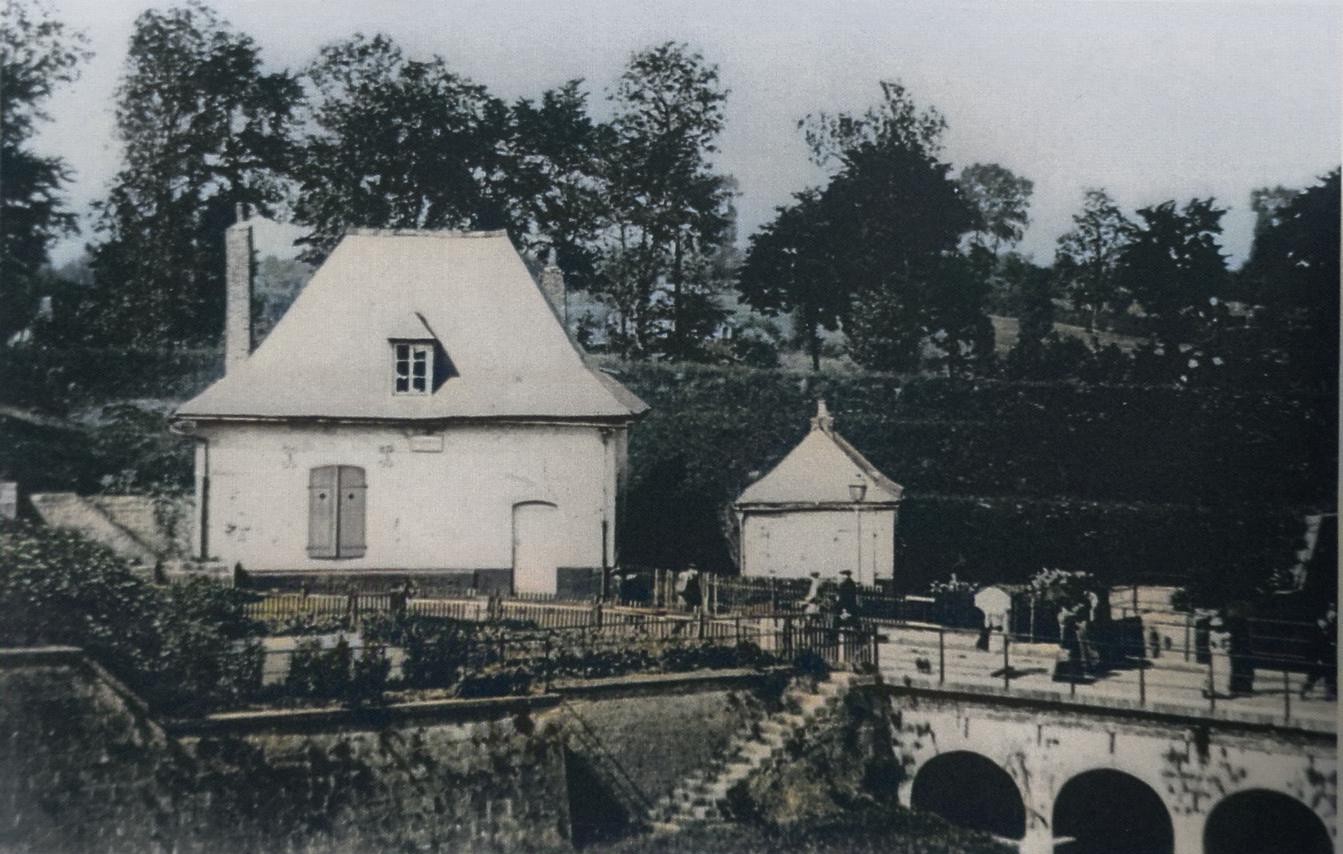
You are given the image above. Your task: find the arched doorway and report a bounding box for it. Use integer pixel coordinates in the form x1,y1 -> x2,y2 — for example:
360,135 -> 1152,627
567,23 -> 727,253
513,501 -> 559,595
910,751 -> 1026,840
1053,769 -> 1172,854
1204,789 -> 1332,854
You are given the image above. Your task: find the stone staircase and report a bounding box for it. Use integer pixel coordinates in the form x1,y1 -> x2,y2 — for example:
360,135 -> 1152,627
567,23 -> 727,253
648,671 -> 861,830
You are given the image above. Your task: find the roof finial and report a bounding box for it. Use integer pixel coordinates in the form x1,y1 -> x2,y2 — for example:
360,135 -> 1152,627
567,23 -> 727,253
811,399 -> 835,433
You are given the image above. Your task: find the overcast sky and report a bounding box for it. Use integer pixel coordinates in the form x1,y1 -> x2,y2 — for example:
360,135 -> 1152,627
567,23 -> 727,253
34,0 -> 1342,267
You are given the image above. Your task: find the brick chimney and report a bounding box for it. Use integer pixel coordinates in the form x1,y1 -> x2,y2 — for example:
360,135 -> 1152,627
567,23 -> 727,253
224,203 -> 253,373
540,249 -> 567,327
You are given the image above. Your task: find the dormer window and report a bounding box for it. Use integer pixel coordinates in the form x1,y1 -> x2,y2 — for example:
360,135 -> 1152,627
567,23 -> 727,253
393,341 -> 433,394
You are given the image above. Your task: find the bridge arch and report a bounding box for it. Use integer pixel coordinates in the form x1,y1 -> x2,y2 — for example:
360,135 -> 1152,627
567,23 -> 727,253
1203,789 -> 1332,854
1052,768 -> 1172,854
909,751 -> 1026,840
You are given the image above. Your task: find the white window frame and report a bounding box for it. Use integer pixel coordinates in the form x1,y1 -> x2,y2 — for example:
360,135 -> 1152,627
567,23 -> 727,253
392,341 -> 433,395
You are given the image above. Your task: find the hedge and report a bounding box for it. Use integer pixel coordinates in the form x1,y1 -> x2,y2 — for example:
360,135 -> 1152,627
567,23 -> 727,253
610,362 -> 1335,589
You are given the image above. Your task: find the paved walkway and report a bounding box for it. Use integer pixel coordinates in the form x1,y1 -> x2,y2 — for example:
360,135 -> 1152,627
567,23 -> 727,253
878,625 -> 1336,732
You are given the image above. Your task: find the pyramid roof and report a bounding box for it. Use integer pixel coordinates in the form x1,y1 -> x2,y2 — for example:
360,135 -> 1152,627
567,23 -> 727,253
735,401 -> 903,508
175,229 -> 647,423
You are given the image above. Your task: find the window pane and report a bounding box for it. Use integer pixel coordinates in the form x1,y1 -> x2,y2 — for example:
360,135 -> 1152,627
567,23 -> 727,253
395,344 -> 409,360
396,376 -> 409,392
412,361 -> 426,377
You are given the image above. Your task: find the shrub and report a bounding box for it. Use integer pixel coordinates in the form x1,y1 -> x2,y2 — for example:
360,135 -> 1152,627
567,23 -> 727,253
348,643 -> 391,705
284,636 -> 352,699
0,519 -> 262,713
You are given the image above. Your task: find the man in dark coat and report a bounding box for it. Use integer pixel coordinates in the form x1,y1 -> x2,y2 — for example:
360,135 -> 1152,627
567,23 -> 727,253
836,570 -> 860,628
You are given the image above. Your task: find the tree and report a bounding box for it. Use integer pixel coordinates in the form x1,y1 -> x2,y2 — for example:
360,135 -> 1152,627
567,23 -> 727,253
504,81 -> 610,292
736,189 -> 848,370
1116,198 -> 1228,346
0,0 -> 90,339
89,1 -> 298,346
292,34 -> 511,262
958,163 -> 1033,255
1241,169 -> 1340,389
795,81 -> 985,373
595,42 -> 735,359
1053,188 -> 1131,331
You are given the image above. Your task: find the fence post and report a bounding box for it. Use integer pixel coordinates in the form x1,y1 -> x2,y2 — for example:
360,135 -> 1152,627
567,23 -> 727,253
1283,669 -> 1291,724
1207,656 -> 1216,712
1184,614 -> 1191,662
1138,658 -> 1146,706
1002,633 -> 1011,690
544,635 -> 552,694
938,627 -> 946,686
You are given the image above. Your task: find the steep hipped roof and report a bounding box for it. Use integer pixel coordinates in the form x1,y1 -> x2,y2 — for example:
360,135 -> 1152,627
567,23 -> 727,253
176,229 -> 647,422
736,401 -> 903,508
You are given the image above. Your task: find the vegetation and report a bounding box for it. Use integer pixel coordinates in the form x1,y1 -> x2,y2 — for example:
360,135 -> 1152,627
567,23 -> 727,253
579,800 -> 1011,854
0,519 -> 262,714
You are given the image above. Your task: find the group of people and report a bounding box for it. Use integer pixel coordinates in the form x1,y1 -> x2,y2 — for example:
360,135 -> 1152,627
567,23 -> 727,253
667,566 -> 861,626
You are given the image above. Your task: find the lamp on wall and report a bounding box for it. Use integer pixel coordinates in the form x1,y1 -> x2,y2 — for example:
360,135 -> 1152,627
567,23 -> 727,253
849,475 -> 867,584
848,477 -> 868,504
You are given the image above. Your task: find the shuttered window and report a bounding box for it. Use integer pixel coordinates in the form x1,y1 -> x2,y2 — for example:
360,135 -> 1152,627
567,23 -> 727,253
308,465 -> 367,558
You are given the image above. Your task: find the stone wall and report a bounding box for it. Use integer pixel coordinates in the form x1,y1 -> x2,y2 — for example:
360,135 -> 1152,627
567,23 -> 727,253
884,685 -> 1337,854
1,648 -> 571,854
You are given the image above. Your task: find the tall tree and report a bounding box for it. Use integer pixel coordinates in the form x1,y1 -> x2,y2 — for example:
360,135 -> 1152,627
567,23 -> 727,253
736,189 -> 846,370
1242,169 -> 1340,389
504,81 -> 609,292
0,0 -> 90,338
292,34 -> 511,262
792,81 -> 985,373
1053,188 -> 1131,331
595,41 -> 734,359
958,162 -> 1034,255
1116,198 -> 1228,346
89,1 -> 298,346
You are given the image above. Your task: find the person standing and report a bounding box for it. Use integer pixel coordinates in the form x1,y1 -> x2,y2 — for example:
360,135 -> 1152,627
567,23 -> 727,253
802,571 -> 824,616
680,566 -> 703,614
836,570 -> 860,629
1301,604 -> 1337,700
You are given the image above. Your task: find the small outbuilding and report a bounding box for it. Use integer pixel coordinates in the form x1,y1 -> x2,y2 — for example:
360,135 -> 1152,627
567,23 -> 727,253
733,401 -> 903,586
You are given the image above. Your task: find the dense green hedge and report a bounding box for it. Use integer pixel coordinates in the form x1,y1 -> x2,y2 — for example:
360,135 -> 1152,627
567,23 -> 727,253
611,362 -> 1335,589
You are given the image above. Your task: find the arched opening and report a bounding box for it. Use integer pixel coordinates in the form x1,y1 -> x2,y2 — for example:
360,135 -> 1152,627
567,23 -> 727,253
1204,789 -> 1332,854
1053,769 -> 1172,854
910,751 -> 1026,840
512,501 -> 560,595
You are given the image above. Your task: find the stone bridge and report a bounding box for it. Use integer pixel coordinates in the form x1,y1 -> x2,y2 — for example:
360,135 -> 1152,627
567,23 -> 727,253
882,683 -> 1336,854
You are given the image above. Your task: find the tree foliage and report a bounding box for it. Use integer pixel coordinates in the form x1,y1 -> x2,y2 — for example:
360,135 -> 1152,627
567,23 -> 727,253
1241,169 -> 1340,389
744,81 -> 987,374
737,189 -> 847,370
1116,197 -> 1228,345
292,34 -> 511,261
958,162 -> 1033,255
88,1 -> 299,346
0,0 -> 90,338
1053,188 -> 1131,331
594,41 -> 735,359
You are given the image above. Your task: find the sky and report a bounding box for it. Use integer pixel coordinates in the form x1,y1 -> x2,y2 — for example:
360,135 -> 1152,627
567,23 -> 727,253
33,0 -> 1343,268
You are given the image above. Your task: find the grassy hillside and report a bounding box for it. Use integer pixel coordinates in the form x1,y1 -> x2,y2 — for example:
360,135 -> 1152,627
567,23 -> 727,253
1,347 -> 1332,598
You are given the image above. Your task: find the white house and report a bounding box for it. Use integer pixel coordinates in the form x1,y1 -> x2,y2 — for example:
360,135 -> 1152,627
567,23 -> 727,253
733,401 -> 903,586
171,217 -> 647,596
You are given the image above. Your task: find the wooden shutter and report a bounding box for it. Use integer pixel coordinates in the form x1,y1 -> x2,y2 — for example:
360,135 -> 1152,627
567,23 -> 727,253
337,466 -> 367,558
307,466 -> 338,558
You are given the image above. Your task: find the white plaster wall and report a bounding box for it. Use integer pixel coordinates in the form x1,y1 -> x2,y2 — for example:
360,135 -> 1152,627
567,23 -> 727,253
196,422 -> 621,572
741,509 -> 895,585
